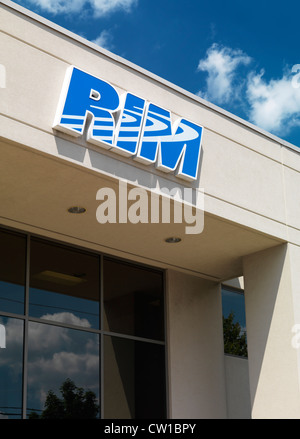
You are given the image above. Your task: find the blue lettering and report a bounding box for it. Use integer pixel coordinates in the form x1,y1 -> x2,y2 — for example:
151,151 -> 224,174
136,104 -> 203,181
53,66 -> 119,148
53,66 -> 203,181
114,93 -> 146,156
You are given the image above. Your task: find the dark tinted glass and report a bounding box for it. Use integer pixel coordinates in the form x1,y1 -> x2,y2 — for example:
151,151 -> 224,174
27,321 -> 100,418
222,288 -> 246,330
0,316 -> 24,419
103,258 -> 164,341
0,230 -> 26,315
29,239 -> 100,329
104,335 -> 166,419
222,287 -> 247,357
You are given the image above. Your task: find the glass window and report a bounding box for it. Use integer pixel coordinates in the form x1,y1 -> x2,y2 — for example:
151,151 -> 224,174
29,239 -> 100,329
222,287 -> 247,357
27,321 -> 100,419
104,335 -> 166,419
0,316 -> 24,419
0,229 -> 26,315
0,227 -> 166,419
103,258 -> 164,341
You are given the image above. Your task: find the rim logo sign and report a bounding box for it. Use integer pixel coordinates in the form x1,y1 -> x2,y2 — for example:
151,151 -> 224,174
53,66 -> 203,181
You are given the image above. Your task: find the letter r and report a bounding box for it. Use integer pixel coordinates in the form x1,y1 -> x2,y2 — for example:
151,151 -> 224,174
53,66 -> 120,149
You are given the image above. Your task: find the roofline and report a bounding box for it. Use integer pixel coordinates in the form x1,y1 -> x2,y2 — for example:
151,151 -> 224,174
2,0 -> 300,155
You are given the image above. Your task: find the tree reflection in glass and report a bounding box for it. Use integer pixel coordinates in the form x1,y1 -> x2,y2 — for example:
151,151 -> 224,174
28,378 -> 99,419
26,321 -> 100,418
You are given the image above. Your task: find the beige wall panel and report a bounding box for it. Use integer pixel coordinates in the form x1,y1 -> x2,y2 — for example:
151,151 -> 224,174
224,355 -> 251,419
282,165 -> 300,230
282,147 -> 300,173
167,270 -> 227,418
200,130 -> 286,223
243,244 -> 300,418
0,32 -> 68,132
288,244 -> 300,380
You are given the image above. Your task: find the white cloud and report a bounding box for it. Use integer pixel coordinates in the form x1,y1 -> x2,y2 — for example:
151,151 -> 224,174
26,0 -> 137,16
197,43 -> 252,105
91,29 -> 113,50
197,43 -> 300,136
26,316 -> 100,406
91,0 -> 138,16
246,69 -> 300,134
28,349 -> 100,406
41,311 -> 91,327
27,0 -> 85,14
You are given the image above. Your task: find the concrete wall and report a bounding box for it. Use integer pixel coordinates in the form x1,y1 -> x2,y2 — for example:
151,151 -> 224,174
244,244 -> 300,418
167,270 -> 252,419
166,270 -> 227,418
224,355 -> 251,419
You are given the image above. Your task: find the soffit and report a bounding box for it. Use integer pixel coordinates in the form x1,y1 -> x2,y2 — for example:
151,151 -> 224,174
0,140 -> 283,281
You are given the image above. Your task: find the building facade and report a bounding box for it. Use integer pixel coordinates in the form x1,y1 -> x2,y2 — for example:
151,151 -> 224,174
1,0 -> 300,419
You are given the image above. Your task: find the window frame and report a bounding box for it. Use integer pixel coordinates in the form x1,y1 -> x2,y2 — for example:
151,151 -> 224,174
0,225 -> 167,419
221,284 -> 248,358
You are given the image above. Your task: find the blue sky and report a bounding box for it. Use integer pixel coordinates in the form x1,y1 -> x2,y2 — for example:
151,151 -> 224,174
11,0 -> 300,148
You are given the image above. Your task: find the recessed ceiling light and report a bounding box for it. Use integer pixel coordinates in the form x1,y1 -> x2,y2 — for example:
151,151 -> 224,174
165,237 -> 181,243
68,206 -> 86,214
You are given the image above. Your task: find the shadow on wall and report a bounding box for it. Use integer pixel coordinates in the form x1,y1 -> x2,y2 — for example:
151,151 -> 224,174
243,243 -> 290,412
53,129 -> 204,204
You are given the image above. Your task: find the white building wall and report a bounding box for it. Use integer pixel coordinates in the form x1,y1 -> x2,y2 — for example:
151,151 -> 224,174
244,244 -> 300,418
166,270 -> 227,418
224,355 -> 251,419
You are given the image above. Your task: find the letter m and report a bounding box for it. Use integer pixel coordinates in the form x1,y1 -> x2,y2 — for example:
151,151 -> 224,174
135,103 -> 203,181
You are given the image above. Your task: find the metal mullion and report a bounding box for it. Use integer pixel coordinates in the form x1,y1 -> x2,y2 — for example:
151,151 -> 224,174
100,254 -> 104,419
101,330 -> 165,346
22,233 -> 30,419
163,269 -> 169,419
26,315 -> 100,334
